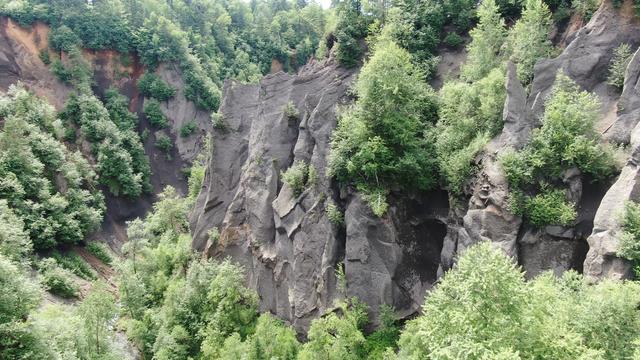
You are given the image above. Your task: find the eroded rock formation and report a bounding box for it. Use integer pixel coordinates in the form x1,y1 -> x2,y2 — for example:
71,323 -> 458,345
190,2 -> 640,330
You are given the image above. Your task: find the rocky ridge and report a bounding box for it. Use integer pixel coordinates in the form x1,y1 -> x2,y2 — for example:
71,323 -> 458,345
190,1 -> 640,331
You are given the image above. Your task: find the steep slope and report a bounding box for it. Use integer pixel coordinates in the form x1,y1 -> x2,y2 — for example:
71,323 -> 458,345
191,1 -> 640,331
190,56 -> 450,331
444,0 -> 640,280
0,17 -> 212,246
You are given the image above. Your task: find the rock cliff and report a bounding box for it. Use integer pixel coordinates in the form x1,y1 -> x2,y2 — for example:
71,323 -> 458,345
190,1 -> 640,330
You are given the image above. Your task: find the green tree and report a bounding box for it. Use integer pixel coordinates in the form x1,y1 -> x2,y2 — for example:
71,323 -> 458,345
49,25 -> 82,53
397,243 -> 640,358
500,73 -> 616,226
0,200 -> 32,262
298,300 -> 368,360
334,0 -> 369,68
506,0 -> 553,84
77,281 -> 117,355
607,43 -> 634,90
461,0 -> 506,82
436,69 -> 506,193
617,201 -> 640,263
329,39 -> 438,215
123,218 -> 150,274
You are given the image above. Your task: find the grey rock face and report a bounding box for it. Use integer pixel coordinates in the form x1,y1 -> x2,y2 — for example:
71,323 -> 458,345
153,64 -> 212,162
448,3 -> 640,278
189,58 -> 449,330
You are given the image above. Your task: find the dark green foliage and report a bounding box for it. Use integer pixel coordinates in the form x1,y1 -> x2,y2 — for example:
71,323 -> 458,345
49,251 -> 96,280
138,72 -> 177,101
49,25 -> 81,52
104,88 -> 137,131
86,242 -> 113,265
39,258 -> 79,299
617,201 -> 640,263
2,0 -> 328,112
155,134 -> 173,154
443,32 -> 464,48
62,94 -> 150,198
608,43 -> 634,90
179,121 -> 197,137
334,0 -> 370,68
39,49 -> 50,65
49,48 -> 93,93
329,39 -> 438,215
0,86 -> 104,250
144,99 -> 168,128
363,305 -> 400,359
383,1 -> 445,76
500,74 -> 616,226
50,59 -> 72,82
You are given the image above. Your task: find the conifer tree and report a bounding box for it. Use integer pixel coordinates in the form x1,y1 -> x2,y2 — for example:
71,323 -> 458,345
507,0 -> 553,84
461,0 -> 506,82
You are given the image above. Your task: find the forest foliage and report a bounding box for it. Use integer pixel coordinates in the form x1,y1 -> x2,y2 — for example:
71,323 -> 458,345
1,0 -> 640,359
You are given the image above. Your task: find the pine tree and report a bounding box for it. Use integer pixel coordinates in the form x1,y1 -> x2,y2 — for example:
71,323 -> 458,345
507,0 -> 553,84
461,0 -> 507,82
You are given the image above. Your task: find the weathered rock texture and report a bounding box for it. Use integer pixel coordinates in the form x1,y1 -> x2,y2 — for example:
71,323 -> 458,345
0,17 -> 70,108
0,17 -> 212,247
446,1 -> 640,280
190,2 -> 640,329
189,57 -> 449,330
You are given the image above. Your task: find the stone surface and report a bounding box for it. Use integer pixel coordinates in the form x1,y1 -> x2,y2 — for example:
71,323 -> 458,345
446,2 -> 640,278
189,56 -> 450,331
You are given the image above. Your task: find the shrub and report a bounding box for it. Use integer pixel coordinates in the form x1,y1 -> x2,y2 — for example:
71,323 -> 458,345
0,87 -> 104,249
138,72 -> 176,101
334,0 -> 369,68
180,121 -> 197,137
608,43 -> 634,90
51,59 -> 72,83
326,201 -> 344,226
522,188 -> 577,227
49,25 -> 81,53
188,164 -> 205,200
436,69 -> 506,193
282,161 -> 313,197
144,99 -> 168,128
360,187 -> 389,217
155,134 -> 173,155
39,49 -> 51,65
283,101 -> 299,119
104,88 -> 138,131
86,242 -> 113,265
398,243 -> 640,358
50,251 -> 96,280
500,74 -> 616,226
617,201 -> 640,262
211,112 -> 226,130
443,32 -> 464,48
39,259 -> 79,299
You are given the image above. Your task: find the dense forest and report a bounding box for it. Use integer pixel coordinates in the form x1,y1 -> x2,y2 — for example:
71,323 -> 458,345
1,0 -> 640,359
